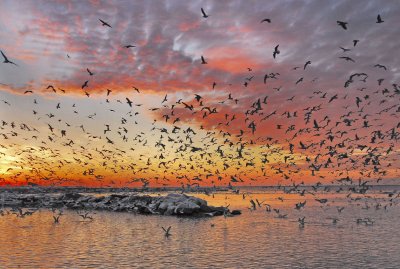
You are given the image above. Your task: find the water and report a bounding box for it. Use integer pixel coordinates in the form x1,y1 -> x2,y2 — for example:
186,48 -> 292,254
0,189 -> 399,268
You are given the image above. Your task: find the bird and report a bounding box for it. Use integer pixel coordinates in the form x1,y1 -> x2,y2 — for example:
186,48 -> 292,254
106,89 -> 112,96
24,90 -> 33,94
339,56 -> 355,62
273,45 -> 280,59
87,68 -> 94,76
376,14 -> 384,23
1,50 -> 18,66
99,19 -> 112,28
77,211 -> 94,221
201,56 -> 207,64
353,40 -> 359,46
304,61 -> 311,70
374,64 -> 387,70
126,97 -> 133,107
81,80 -> 89,89
201,8 -> 209,18
260,18 -> 271,23
162,226 -> 171,237
337,21 -> 348,30
124,45 -> 136,48
339,47 -> 351,53
53,215 -> 61,223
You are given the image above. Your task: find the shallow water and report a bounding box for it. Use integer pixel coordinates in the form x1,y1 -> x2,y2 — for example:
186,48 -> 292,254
0,189 -> 399,268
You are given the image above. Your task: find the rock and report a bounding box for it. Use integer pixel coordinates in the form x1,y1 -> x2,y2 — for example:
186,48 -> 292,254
230,210 -> 242,215
0,191 -> 240,218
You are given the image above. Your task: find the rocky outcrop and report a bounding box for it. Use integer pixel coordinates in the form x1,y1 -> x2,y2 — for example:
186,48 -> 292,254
0,192 -> 241,217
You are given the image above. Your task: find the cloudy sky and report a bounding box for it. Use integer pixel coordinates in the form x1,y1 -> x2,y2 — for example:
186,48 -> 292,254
0,0 -> 399,187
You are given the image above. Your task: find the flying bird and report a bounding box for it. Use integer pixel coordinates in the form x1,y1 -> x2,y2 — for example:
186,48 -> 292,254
99,19 -> 112,28
201,8 -> 209,18
1,50 -> 18,66
339,56 -> 355,62
201,56 -> 207,64
273,45 -> 280,59
337,21 -> 348,30
162,226 -> 171,237
376,14 -> 384,23
260,18 -> 271,23
304,61 -> 311,70
81,80 -> 89,89
87,68 -> 94,76
126,97 -> 133,107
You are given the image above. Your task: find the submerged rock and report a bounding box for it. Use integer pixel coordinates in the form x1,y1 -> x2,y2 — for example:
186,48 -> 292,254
0,192 -> 238,218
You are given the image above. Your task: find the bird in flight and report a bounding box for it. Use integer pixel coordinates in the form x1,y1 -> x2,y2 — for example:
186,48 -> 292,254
124,45 -> 136,48
126,97 -> 133,107
162,226 -> 172,237
201,8 -> 209,18
337,21 -> 348,30
273,45 -> 280,59
353,40 -> 359,46
81,80 -> 89,89
376,14 -> 384,23
260,18 -> 271,23
1,50 -> 18,66
87,68 -> 94,76
339,56 -> 355,63
99,19 -> 112,28
304,60 -> 311,70
201,55 -> 207,64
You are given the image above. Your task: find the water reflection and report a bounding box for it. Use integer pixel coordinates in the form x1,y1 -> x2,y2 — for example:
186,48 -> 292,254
0,189 -> 399,268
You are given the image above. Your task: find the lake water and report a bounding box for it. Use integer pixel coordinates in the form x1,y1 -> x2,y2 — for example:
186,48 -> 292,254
0,188 -> 399,268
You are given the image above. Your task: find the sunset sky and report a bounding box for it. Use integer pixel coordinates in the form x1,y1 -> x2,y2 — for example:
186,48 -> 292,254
0,0 -> 399,187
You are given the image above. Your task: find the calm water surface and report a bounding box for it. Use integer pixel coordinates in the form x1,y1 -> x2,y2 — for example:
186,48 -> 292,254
0,189 -> 399,268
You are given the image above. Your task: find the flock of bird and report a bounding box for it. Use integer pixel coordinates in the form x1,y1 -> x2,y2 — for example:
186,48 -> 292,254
1,8 -> 399,228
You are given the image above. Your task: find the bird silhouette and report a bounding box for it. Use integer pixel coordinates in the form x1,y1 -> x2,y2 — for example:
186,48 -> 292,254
1,50 -> 18,66
99,19 -> 112,28
201,8 -> 209,18
273,45 -> 280,59
337,21 -> 348,30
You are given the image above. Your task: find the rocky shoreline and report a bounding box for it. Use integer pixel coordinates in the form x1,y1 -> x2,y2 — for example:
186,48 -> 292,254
0,192 -> 241,217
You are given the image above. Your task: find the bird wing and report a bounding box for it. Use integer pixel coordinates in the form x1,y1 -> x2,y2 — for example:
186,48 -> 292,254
0,50 -> 7,60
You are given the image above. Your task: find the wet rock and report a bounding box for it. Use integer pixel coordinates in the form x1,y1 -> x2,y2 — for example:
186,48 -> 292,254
0,192 -> 239,218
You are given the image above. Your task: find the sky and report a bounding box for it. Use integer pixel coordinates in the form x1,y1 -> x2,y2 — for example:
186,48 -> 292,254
0,0 -> 399,188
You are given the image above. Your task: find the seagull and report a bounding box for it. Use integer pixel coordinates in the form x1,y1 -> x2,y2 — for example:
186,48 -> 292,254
260,18 -> 271,23
87,68 -> 94,76
304,60 -> 311,70
1,50 -> 18,66
126,97 -> 133,107
99,19 -> 112,28
124,45 -> 136,48
353,40 -> 359,47
162,226 -> 171,237
201,55 -> 207,64
337,21 -> 348,30
81,80 -> 89,89
339,56 -> 355,62
201,8 -> 209,18
273,45 -> 280,59
374,64 -> 387,70
376,14 -> 384,23
24,90 -> 33,94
